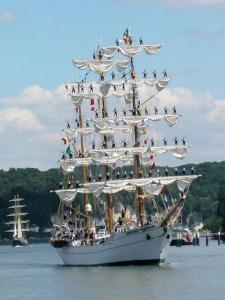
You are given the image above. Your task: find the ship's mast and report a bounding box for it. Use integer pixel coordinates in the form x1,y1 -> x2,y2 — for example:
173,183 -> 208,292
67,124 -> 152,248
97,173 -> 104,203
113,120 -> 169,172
101,95 -> 113,232
78,105 -> 89,231
131,57 -> 145,226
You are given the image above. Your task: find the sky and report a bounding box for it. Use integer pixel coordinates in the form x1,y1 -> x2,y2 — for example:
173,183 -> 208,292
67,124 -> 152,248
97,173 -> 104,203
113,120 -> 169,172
0,0 -> 225,170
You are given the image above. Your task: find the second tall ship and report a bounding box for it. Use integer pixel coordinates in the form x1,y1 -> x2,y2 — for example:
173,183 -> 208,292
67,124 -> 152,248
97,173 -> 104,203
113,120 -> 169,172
6,195 -> 29,247
50,29 -> 199,266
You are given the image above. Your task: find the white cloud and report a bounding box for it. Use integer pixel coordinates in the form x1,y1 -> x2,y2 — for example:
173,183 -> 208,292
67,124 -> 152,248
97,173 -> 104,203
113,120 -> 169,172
0,107 -> 44,133
0,10 -> 16,22
0,84 -> 73,170
207,99 -> 225,128
155,87 -> 225,164
1,84 -> 67,107
1,83 -> 225,170
30,132 -> 61,144
118,0 -> 225,9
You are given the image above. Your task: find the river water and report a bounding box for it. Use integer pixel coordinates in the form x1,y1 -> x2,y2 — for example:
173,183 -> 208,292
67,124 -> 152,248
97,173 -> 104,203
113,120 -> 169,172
0,240 -> 224,300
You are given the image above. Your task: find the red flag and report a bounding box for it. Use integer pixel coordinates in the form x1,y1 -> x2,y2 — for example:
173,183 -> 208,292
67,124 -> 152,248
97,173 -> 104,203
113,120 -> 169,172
62,137 -> 67,145
91,106 -> 95,112
160,187 -> 165,195
91,98 -> 94,105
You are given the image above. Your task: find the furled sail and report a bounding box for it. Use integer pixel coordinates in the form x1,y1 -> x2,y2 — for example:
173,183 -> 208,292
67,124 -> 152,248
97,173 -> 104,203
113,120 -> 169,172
89,145 -> 189,159
6,220 -> 29,225
82,175 -> 199,195
54,189 -> 77,205
69,78 -> 170,102
53,174 -> 194,202
60,145 -> 189,173
100,44 -> 162,58
72,59 -> 130,74
7,213 -> 28,217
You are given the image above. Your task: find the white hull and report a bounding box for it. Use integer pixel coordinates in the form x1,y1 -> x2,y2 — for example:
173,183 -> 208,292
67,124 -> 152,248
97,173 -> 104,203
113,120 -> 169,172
56,225 -> 171,266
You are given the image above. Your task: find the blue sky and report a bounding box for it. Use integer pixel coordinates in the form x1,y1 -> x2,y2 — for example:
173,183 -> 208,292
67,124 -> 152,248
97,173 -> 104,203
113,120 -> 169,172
1,0 -> 225,169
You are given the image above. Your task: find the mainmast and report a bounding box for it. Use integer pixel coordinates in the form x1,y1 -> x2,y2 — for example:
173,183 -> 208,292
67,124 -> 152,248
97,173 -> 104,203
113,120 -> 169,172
131,57 -> 145,226
78,101 -> 90,231
101,92 -> 113,232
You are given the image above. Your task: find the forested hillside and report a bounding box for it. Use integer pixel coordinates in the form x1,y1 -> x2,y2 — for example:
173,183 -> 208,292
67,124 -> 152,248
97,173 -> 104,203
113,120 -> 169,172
0,161 -> 225,237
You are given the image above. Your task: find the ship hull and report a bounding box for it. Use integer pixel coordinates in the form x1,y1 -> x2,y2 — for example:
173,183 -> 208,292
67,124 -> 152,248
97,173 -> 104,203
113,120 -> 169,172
12,239 -> 28,247
55,225 -> 171,266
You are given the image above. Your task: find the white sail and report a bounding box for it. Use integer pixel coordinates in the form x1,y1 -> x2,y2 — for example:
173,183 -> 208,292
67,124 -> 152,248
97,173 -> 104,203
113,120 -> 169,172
13,220 -> 17,238
6,220 -> 29,225
89,145 -> 189,159
100,44 -> 162,58
7,213 -> 28,217
83,175 -> 198,195
63,125 -> 132,141
54,189 -> 77,205
8,205 -> 26,209
17,215 -> 23,239
6,229 -> 29,232
69,78 -> 170,103
90,114 -> 180,127
60,145 -> 189,173
9,198 -> 24,202
56,175 -> 199,202
72,59 -> 130,74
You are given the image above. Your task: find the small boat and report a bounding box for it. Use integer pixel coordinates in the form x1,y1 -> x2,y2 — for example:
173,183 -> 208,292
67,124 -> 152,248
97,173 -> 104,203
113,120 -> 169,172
170,225 -> 193,246
6,195 -> 29,247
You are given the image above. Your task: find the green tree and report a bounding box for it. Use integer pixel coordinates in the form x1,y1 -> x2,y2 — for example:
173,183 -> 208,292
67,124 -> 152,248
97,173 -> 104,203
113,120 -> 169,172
217,184 -> 225,232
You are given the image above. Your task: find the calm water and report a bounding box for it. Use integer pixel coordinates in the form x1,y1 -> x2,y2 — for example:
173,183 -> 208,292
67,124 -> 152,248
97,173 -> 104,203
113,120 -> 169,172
0,240 -> 224,300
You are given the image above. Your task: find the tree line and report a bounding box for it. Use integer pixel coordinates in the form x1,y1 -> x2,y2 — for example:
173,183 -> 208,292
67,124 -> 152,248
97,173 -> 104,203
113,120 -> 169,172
0,161 -> 225,237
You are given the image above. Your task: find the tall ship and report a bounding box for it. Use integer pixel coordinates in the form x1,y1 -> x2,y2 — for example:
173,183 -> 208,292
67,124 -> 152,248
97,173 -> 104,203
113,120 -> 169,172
50,29 -> 199,266
6,195 -> 29,246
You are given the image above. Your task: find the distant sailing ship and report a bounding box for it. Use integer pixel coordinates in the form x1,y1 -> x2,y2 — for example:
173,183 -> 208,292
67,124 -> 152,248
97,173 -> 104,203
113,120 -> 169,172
50,29 -> 199,266
6,195 -> 29,247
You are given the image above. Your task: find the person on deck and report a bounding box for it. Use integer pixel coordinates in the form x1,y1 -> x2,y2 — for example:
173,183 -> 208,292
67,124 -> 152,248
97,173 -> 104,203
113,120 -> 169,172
164,106 -> 168,114
173,106 -> 177,115
145,107 -> 148,115
113,108 -> 118,117
143,70 -> 147,79
163,69 -> 167,78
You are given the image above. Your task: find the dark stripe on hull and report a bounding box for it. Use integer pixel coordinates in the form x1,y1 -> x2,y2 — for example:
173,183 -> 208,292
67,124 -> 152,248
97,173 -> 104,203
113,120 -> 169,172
170,240 -> 192,246
64,259 -> 165,267
12,240 -> 25,247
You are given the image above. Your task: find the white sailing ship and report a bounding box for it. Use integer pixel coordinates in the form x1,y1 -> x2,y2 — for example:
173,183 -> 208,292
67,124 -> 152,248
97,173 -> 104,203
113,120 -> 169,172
6,195 -> 29,246
50,29 -> 199,265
